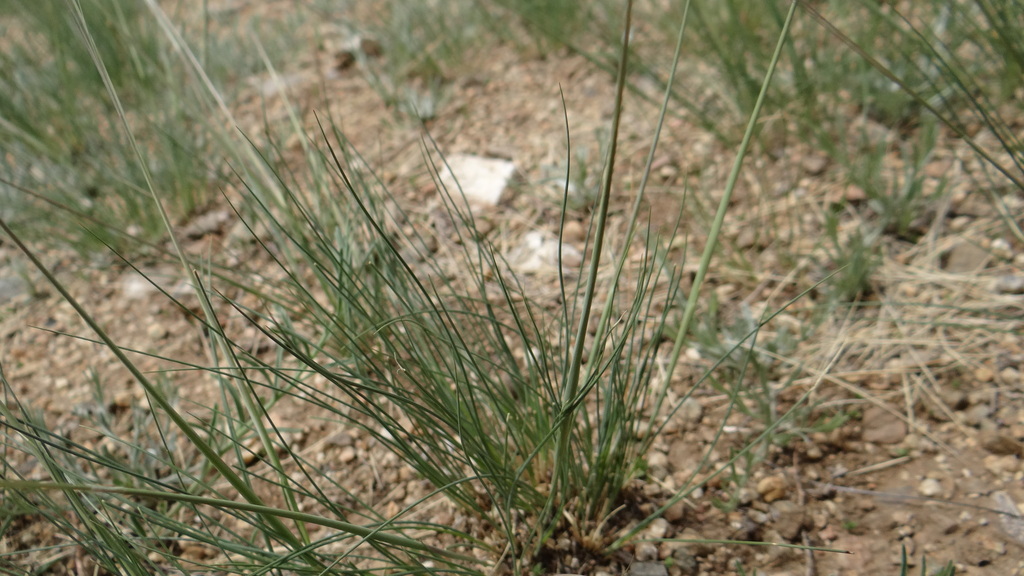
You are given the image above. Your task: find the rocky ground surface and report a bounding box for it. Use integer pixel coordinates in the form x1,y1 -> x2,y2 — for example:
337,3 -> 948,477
2,5 -> 1024,576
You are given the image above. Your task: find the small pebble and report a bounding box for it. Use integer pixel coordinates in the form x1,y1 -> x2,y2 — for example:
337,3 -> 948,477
756,475 -> 788,503
678,397 -> 704,427
562,220 -> 586,244
634,542 -> 660,562
861,406 -> 907,444
645,518 -> 669,540
771,500 -> 810,541
338,446 -> 357,464
804,444 -> 823,461
146,323 -> 169,340
844,184 -> 867,202
983,454 -> 1020,477
960,404 -> 992,427
113,390 -> 136,409
974,366 -> 995,383
802,153 -> 830,176
648,451 -> 668,470
995,275 -> 1024,294
670,548 -> 699,576
990,238 -> 1012,259
629,561 -> 667,576
999,367 -> 1021,385
980,433 -> 1023,457
664,499 -> 687,523
918,478 -> 943,497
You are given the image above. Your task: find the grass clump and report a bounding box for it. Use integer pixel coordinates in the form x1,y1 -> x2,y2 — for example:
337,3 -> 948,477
0,0 -> 309,252
0,0 -> 795,572
0,0 -> 214,251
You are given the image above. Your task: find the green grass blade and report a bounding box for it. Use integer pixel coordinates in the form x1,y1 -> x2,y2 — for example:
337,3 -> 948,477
665,0 -> 799,381
0,480 -> 479,564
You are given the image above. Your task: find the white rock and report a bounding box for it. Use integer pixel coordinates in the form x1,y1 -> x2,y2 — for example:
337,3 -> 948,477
509,231 -> 583,274
634,541 -> 659,562
644,518 -> 669,540
338,446 -> 357,464
121,273 -> 158,300
647,451 -> 668,469
995,275 -> 1024,294
917,478 -> 943,497
438,154 -> 518,209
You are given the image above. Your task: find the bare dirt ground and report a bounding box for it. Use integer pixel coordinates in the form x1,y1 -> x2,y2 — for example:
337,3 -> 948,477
2,5 -> 1024,576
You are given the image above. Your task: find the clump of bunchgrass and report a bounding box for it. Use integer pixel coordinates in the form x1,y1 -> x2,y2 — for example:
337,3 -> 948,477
0,2 -> 808,574
0,0 -> 214,252
202,3 -> 714,568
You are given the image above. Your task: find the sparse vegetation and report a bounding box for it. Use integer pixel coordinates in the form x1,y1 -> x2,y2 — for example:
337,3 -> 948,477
1,1 -> 1021,575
